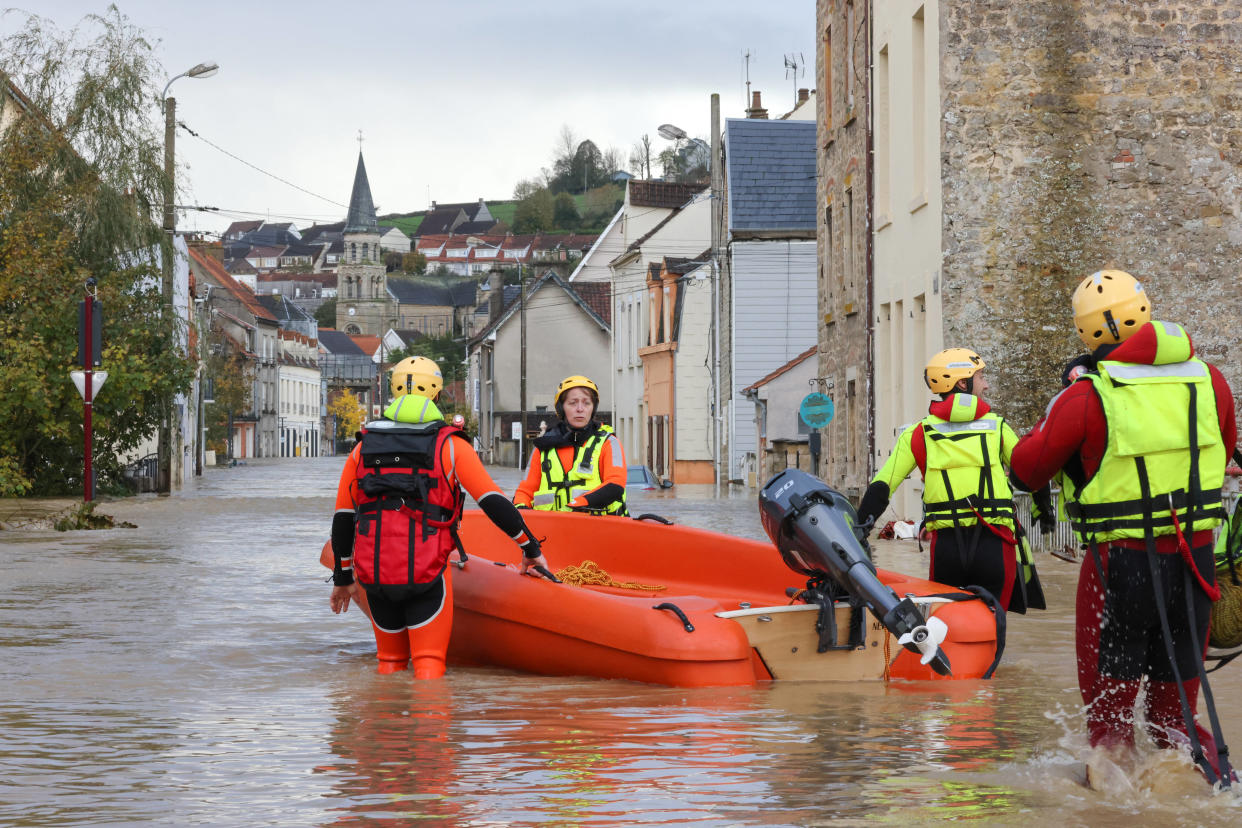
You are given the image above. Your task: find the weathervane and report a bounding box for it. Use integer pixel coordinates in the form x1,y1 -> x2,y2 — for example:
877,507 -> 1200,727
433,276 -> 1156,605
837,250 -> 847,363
357,129 -> 364,150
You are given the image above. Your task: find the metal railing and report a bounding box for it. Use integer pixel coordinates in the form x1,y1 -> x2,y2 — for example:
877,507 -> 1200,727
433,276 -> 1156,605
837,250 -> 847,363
123,452 -> 159,493
1013,489 -> 1241,553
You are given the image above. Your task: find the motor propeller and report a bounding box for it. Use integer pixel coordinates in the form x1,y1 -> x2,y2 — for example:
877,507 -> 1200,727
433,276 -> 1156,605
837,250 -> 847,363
758,468 -> 953,676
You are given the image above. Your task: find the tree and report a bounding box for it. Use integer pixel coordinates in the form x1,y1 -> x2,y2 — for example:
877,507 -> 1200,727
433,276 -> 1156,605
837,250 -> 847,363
553,191 -> 580,230
629,134 -> 653,178
327,391 -> 365,446
314,297 -> 337,329
203,338 -> 252,456
0,7 -> 195,495
401,251 -> 426,274
513,188 -> 554,233
384,251 -> 403,272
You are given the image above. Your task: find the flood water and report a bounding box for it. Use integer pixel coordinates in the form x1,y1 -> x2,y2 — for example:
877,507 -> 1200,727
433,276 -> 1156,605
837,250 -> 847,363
3,457 -> 1241,826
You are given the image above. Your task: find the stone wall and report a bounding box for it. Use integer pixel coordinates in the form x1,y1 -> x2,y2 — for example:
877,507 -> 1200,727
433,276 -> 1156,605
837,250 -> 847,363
940,0 -> 1242,429
818,0 -> 873,495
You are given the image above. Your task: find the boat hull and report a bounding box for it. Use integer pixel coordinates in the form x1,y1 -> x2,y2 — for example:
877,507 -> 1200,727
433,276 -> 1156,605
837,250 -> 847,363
321,510 -> 1001,686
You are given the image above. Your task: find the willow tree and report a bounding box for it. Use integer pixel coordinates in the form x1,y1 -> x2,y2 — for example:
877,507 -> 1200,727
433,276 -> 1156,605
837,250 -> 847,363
0,6 -> 193,495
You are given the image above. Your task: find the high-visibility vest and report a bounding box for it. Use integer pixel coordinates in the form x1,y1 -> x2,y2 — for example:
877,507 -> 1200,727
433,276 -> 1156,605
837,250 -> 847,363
532,424 -> 628,516
1067,323 -> 1226,543
921,406 -> 1015,531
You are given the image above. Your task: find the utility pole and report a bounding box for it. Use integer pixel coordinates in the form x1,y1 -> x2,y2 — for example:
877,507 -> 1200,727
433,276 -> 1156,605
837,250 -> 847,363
158,94 -> 176,494
518,262 -> 526,469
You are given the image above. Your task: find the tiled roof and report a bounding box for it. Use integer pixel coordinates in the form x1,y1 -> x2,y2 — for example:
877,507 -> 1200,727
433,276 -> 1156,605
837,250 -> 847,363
570,281 -> 611,326
415,209 -> 464,237
349,335 -> 381,356
724,118 -> 817,233
187,246 -> 277,322
628,180 -> 708,209
318,329 -> 365,355
455,219 -> 498,235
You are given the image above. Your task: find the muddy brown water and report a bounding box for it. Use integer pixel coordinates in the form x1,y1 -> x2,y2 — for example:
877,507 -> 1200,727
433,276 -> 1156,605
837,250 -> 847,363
2,458 -> 1240,825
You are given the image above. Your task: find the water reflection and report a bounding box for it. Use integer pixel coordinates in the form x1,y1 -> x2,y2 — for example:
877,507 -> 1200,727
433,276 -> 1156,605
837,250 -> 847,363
0,457 -> 1238,825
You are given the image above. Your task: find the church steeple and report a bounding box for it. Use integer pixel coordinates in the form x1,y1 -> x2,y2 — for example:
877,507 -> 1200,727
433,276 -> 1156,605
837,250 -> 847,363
344,151 -> 377,234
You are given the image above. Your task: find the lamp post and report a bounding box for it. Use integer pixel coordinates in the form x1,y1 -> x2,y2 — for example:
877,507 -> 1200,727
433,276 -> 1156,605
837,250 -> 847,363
159,60 -> 218,493
468,236 -> 524,467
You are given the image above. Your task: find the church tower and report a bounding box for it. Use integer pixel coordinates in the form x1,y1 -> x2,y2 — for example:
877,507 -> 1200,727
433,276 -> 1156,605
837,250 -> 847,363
336,150 -> 393,335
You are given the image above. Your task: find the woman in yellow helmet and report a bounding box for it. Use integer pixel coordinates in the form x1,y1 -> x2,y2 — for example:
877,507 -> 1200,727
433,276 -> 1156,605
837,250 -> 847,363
514,375 -> 628,515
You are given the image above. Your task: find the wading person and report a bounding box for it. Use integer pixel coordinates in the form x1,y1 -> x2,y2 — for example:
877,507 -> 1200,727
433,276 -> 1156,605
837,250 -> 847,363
514,375 -> 628,515
856,348 -> 1047,613
329,356 -> 549,678
1010,269 -> 1236,785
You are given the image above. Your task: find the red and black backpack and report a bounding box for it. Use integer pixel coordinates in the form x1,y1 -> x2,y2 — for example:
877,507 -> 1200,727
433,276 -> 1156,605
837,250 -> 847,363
352,420 -> 465,597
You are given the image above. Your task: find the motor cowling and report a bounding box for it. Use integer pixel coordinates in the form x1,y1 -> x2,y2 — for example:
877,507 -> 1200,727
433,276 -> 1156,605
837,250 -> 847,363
758,469 -> 952,676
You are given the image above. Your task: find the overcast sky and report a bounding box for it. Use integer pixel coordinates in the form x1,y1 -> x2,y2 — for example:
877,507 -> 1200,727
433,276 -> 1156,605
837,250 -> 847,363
19,1 -> 816,237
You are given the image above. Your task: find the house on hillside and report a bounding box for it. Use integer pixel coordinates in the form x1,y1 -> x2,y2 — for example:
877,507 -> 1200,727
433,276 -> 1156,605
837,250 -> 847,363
416,199 -> 497,237
467,270 -> 611,466
276,329 -> 321,458
379,225 -> 411,254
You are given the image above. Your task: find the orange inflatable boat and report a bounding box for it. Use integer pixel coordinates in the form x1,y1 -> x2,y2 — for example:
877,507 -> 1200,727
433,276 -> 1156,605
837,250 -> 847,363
320,503 -> 1004,688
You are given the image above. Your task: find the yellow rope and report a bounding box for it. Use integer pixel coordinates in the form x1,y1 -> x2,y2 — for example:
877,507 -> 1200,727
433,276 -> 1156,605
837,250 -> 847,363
553,560 -> 666,591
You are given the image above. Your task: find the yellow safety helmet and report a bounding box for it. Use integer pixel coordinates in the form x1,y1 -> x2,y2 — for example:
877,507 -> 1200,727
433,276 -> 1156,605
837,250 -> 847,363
924,348 -> 985,395
554,375 -> 599,415
390,356 -> 442,399
1072,269 -> 1150,348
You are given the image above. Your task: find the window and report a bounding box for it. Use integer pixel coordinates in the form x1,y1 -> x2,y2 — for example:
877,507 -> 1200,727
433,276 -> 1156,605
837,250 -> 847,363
846,1 -> 856,111
912,6 -> 926,201
876,45 -> 891,220
823,24 -> 832,131
845,187 -> 854,292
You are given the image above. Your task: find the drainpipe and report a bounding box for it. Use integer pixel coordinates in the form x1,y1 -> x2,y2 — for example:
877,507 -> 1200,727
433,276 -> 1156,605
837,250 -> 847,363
865,2 -> 876,479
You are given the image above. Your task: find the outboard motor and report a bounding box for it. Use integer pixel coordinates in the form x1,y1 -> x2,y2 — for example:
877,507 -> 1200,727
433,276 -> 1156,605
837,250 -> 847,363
759,468 -> 952,676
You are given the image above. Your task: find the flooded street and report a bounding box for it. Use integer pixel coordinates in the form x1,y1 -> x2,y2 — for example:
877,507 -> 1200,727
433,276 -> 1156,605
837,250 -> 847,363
3,458 -> 1242,826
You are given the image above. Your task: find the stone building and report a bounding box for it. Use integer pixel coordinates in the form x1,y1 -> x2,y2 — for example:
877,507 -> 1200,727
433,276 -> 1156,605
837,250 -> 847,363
817,0 -> 872,502
820,0 -> 1242,522
336,151 -> 396,336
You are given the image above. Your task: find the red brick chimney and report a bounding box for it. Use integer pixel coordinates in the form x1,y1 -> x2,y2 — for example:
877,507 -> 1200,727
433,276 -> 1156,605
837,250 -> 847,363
798,88 -> 810,104
746,90 -> 769,119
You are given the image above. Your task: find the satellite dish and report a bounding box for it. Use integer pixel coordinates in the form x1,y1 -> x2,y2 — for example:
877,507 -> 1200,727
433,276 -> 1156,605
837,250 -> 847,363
657,123 -> 688,141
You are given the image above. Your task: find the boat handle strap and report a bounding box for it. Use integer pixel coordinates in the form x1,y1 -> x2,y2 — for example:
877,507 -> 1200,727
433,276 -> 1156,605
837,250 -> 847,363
653,602 -> 695,632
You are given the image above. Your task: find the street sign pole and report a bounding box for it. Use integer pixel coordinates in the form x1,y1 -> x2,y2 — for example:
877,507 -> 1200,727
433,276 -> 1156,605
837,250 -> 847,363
84,283 -> 94,503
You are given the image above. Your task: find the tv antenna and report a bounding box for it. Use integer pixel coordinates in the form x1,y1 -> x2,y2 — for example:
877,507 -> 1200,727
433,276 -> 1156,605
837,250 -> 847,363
742,49 -> 754,109
784,53 -> 805,107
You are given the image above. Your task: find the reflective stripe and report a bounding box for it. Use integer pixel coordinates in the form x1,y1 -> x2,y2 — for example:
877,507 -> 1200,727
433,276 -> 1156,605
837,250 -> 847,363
1105,360 -> 1208,381
532,493 -> 557,506
928,419 -> 998,434
607,435 -> 625,468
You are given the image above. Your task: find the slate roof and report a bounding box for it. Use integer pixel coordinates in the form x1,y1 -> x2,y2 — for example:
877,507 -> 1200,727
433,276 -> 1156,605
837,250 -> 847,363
455,219 -> 498,236
318,329 -> 365,355
628,180 -> 707,209
416,208 -> 465,237
388,275 -> 478,307
301,221 -> 344,245
223,219 -> 261,238
344,152 -> 378,234
257,293 -> 317,324
724,118 -> 817,233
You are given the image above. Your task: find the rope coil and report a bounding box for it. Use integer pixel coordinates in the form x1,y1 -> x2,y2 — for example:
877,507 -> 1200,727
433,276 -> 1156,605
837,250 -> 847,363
553,560 -> 666,591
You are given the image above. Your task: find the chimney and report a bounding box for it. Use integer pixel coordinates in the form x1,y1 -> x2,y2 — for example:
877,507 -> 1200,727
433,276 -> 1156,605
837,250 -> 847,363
746,90 -> 769,119
798,88 -> 810,104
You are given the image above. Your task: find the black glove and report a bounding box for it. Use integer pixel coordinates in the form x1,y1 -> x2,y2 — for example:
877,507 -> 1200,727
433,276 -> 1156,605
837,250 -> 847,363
1061,354 -> 1095,387
521,537 -> 543,559
515,503 -> 530,510
1031,485 -> 1055,534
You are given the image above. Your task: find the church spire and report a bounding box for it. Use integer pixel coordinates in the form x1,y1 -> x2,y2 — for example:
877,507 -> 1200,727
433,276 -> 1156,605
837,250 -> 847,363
344,151 -> 377,234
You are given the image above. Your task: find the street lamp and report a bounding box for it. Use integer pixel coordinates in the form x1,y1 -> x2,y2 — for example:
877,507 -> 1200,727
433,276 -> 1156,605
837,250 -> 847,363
467,236 -> 525,468
159,60 -> 218,493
